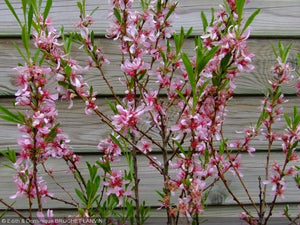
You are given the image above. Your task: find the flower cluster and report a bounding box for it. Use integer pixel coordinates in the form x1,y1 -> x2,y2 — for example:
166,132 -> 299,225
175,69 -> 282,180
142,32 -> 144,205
33,15 -> 98,115
11,61 -> 77,203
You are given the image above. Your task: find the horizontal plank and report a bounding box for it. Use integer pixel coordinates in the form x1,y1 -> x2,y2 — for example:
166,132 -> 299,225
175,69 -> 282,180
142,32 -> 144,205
0,96 -> 299,153
0,152 -> 298,211
1,205 -> 300,224
0,0 -> 300,37
0,39 -> 299,96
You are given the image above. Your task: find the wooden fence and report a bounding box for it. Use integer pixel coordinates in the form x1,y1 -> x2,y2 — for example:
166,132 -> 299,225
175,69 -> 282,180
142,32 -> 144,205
0,0 -> 299,222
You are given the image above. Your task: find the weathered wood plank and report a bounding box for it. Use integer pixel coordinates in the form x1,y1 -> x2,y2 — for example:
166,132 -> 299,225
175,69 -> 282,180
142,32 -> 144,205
0,39 -> 299,96
0,96 -> 299,153
1,205 -> 300,224
0,152 -> 298,210
0,0 -> 300,37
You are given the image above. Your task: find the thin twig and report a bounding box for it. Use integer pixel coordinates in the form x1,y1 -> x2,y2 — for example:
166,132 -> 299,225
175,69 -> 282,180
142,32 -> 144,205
0,199 -> 29,222
46,194 -> 77,207
42,163 -> 79,206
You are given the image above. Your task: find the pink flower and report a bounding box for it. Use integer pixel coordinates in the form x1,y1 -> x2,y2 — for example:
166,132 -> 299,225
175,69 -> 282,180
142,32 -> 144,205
36,209 -> 58,225
103,169 -> 131,206
97,137 -> 122,162
112,104 -> 147,134
121,58 -> 148,76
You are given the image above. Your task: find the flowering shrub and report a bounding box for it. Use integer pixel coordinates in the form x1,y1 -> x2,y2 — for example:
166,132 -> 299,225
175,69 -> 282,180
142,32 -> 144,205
0,0 -> 299,224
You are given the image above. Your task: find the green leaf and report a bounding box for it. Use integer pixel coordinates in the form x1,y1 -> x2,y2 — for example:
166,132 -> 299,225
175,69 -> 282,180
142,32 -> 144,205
223,1 -> 234,25
45,123 -> 60,143
236,0 -> 246,23
293,106 -> 298,120
0,148 -> 17,163
110,134 -> 124,152
278,41 -> 284,59
210,7 -> 215,25
181,53 -> 195,94
43,0 -> 52,23
201,11 -> 208,32
65,35 -> 73,53
220,52 -> 232,71
284,113 -> 292,128
90,6 -> 99,16
197,45 -> 219,73
165,2 -> 177,21
12,41 -> 27,62
219,139 -> 227,155
96,160 -> 111,173
157,0 -> 162,13
57,81 -> 72,89
175,90 -> 189,106
5,0 -> 22,27
0,106 -> 24,124
113,8 -> 122,23
75,188 -> 87,205
155,190 -> 165,198
32,48 -> 41,63
0,115 -> 21,124
282,42 -> 293,63
77,2 -> 83,14
64,65 -> 72,77
21,24 -> 30,59
27,4 -> 34,36
185,27 -> 193,38
105,98 -> 117,114
0,201 -> 15,218
270,42 -> 279,59
242,9 -> 260,34
174,140 -> 186,155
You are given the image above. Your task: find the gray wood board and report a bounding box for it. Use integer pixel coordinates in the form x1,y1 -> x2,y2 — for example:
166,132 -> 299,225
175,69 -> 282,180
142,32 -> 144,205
0,0 -> 300,36
0,152 -> 298,210
0,39 -> 299,96
0,96 -> 299,153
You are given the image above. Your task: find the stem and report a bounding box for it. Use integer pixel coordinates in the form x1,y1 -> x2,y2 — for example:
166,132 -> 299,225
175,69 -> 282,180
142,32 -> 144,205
32,156 -> 42,212
93,108 -> 164,174
46,194 -> 77,207
0,199 -> 30,223
210,127 -> 254,219
97,65 -> 123,106
160,113 -> 173,225
131,134 -> 141,225
65,159 -> 86,197
98,172 -> 107,204
42,163 -> 79,207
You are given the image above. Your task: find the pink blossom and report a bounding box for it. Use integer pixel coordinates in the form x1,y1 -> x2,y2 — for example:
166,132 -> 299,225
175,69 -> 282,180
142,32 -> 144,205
112,104 -> 147,134
97,137 -> 122,162
103,169 -> 131,206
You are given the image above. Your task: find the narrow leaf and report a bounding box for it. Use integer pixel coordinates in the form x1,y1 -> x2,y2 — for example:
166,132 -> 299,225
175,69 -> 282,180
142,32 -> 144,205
201,11 -> 208,32
181,53 -> 195,94
43,0 -> 52,23
5,0 -> 22,27
12,42 -> 27,62
27,4 -> 34,36
113,8 -> 122,23
242,9 -> 260,34
90,6 -> 99,16
75,189 -> 87,204
236,0 -> 246,23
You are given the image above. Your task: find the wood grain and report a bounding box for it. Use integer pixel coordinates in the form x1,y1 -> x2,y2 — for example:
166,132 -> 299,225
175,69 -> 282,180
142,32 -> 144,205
0,0 -> 300,37
0,96 -> 299,153
0,39 -> 299,96
0,152 -> 298,210
1,205 -> 300,224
